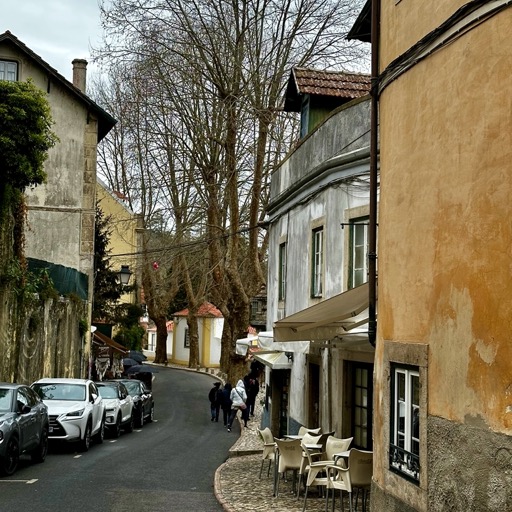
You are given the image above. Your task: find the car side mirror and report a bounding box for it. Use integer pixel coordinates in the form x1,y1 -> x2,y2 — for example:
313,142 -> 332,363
91,393 -> 98,403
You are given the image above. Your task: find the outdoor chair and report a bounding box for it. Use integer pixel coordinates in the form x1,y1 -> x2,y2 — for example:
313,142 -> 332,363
300,436 -> 353,510
296,433 -> 323,497
298,426 -> 322,436
325,448 -> 373,512
257,427 -> 276,479
274,438 -> 303,498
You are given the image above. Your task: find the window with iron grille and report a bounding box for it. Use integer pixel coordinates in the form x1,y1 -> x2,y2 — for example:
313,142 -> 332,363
390,365 -> 420,483
184,328 -> 190,348
0,60 -> 18,81
311,227 -> 323,298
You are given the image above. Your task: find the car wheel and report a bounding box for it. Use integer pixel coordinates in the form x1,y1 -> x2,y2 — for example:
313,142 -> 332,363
31,427 -> 48,463
94,417 -> 105,444
80,421 -> 92,452
148,404 -> 154,423
113,415 -> 121,438
0,437 -> 20,476
135,407 -> 144,428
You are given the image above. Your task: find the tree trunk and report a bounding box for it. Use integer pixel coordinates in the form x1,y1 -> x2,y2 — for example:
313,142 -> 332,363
153,315 -> 168,364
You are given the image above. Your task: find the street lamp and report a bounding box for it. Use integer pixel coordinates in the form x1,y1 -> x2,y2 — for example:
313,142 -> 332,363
117,265 -> 132,285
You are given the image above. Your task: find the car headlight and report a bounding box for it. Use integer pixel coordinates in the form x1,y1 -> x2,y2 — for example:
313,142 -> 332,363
66,408 -> 85,417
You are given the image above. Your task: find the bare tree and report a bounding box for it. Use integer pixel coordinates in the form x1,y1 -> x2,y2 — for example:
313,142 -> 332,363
95,0 -> 369,379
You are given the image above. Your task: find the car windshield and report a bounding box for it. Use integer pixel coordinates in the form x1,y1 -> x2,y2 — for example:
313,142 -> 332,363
0,389 -> 13,412
124,382 -> 140,395
98,386 -> 118,399
32,383 -> 86,401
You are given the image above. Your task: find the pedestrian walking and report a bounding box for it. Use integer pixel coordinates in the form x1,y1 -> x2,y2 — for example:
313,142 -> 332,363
244,372 -> 260,417
219,382 -> 233,427
227,379 -> 247,432
209,381 -> 221,422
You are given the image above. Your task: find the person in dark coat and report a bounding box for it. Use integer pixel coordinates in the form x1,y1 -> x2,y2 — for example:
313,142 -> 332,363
208,382 -> 221,422
244,372 -> 260,417
219,382 -> 233,428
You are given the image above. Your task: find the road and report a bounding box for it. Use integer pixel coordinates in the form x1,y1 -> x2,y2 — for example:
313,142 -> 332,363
0,367 -> 237,512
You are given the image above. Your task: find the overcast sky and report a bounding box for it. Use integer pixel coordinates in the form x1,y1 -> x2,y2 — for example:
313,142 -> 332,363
1,0 -> 105,82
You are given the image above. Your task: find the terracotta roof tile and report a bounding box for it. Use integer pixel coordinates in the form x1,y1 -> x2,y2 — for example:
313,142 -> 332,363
293,67 -> 371,98
173,301 -> 223,318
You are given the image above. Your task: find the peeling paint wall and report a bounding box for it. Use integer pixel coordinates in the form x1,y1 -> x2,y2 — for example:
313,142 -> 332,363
376,1 -> 512,510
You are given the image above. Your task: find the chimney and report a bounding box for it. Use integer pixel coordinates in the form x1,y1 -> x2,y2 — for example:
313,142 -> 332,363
72,59 -> 88,93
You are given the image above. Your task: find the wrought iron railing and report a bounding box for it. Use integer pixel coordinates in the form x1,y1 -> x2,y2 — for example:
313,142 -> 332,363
389,443 -> 420,483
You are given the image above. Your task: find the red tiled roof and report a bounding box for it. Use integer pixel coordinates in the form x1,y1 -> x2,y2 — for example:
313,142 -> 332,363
173,302 -> 223,318
292,67 -> 371,98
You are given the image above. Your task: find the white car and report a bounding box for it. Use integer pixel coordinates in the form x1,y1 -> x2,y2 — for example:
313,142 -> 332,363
31,378 -> 105,452
96,382 -> 134,438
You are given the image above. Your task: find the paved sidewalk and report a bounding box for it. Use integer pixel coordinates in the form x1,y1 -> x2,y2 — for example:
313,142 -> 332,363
214,395 -> 343,512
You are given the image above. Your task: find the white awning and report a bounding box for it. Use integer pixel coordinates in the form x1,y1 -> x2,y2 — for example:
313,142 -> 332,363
258,331 -> 310,354
273,283 -> 369,342
253,351 -> 292,370
235,335 -> 258,356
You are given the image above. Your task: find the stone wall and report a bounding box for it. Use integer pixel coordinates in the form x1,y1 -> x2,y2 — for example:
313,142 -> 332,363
0,288 -> 86,384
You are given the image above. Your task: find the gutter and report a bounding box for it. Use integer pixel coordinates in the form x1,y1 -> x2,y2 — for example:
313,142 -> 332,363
368,0 -> 380,348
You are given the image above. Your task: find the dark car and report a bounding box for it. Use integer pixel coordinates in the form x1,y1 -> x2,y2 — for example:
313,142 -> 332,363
0,383 -> 49,476
108,379 -> 154,428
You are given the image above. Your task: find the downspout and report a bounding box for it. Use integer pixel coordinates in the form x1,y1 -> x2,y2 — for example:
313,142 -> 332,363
368,0 -> 380,348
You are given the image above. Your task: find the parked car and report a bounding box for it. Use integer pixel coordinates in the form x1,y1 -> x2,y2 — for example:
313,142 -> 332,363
96,382 -> 134,438
108,379 -> 154,428
0,383 -> 49,476
31,378 -> 105,452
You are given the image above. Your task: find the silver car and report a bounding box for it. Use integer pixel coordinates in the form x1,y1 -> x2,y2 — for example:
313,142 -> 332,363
31,378 -> 105,452
0,383 -> 49,476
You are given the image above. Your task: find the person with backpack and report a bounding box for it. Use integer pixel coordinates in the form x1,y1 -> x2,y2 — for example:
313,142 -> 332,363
208,381 -> 221,422
227,379 -> 247,432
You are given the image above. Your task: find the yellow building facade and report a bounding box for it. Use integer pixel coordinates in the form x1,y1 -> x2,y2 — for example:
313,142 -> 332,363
370,1 -> 512,510
96,179 -> 143,306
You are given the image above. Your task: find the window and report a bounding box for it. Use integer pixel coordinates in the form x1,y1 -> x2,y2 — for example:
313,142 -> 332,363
390,365 -> 420,483
0,60 -> 18,81
278,242 -> 287,300
148,332 -> 156,352
184,328 -> 190,348
352,364 -> 373,450
350,217 -> 369,288
311,227 -> 323,297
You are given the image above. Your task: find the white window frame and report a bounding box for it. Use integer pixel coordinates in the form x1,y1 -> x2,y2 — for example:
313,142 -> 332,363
391,365 -> 420,482
350,217 -> 369,288
311,227 -> 323,298
0,60 -> 18,81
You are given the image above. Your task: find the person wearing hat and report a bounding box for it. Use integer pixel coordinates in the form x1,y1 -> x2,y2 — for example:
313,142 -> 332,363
208,381 -> 221,422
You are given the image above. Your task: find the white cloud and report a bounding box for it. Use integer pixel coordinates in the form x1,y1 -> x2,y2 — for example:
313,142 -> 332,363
1,0 -> 104,81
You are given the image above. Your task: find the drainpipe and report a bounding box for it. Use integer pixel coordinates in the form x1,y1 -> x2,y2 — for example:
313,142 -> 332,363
368,0 -> 380,348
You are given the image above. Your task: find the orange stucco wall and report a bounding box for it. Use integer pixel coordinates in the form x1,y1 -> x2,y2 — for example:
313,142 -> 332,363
377,3 -> 512,436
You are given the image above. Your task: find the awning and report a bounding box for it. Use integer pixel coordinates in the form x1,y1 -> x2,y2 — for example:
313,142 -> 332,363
273,283 -> 369,342
258,331 -> 310,354
92,331 -> 128,355
235,335 -> 258,356
253,351 -> 293,370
